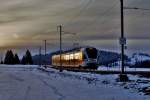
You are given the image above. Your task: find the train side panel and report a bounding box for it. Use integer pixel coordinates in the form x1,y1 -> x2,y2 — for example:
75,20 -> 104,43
52,50 -> 83,68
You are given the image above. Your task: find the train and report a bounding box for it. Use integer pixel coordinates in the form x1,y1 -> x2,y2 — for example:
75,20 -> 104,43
51,47 -> 99,69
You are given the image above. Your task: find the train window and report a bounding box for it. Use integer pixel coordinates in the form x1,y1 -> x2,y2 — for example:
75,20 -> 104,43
70,54 -> 74,59
86,48 -> 97,59
74,53 -> 79,59
64,55 -> 69,60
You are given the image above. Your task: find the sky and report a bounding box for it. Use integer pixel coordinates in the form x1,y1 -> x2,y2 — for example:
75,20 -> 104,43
0,0 -> 150,57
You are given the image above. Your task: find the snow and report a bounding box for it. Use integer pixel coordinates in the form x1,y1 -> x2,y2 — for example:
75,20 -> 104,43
98,66 -> 150,72
0,64 -> 39,68
0,65 -> 149,100
39,67 -> 150,99
130,53 -> 150,65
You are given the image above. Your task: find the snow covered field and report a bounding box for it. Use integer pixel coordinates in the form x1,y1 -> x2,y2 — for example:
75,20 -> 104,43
98,66 -> 150,72
0,65 -> 149,100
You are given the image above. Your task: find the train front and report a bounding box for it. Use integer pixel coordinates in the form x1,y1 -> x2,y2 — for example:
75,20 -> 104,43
83,47 -> 99,69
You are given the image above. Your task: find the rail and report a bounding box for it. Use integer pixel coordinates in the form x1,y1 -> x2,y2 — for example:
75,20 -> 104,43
50,66 -> 150,77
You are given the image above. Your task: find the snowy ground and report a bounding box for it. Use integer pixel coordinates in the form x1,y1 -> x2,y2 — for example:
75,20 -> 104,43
0,65 -> 149,100
98,66 -> 150,72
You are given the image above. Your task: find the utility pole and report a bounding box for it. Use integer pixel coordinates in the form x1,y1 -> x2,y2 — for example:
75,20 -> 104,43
119,0 -> 128,81
57,25 -> 76,71
44,40 -> 47,68
39,46 -> 42,67
121,0 -> 125,74
58,25 -> 63,72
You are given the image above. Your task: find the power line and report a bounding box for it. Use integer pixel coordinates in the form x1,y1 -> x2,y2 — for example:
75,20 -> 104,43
124,7 -> 150,11
64,0 -> 94,27
79,0 -> 119,33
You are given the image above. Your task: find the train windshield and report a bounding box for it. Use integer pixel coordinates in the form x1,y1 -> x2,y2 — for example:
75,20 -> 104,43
86,48 -> 98,59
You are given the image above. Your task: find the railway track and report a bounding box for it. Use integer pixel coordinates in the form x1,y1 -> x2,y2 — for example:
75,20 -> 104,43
49,66 -> 150,77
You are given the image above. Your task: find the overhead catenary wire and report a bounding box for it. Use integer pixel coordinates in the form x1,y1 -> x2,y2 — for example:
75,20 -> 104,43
79,0 -> 150,39
65,0 -> 137,32
58,0 -> 120,45
64,0 -> 94,27
79,0 -> 119,33
124,7 -> 150,11
123,0 -> 150,38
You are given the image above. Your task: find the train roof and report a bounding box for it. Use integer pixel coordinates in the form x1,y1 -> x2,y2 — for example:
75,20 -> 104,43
52,46 -> 97,56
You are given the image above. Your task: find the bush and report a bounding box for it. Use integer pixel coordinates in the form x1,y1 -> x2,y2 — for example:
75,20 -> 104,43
134,60 -> 150,68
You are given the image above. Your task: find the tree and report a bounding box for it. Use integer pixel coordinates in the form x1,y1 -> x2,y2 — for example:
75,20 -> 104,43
21,50 -> 33,65
21,56 -> 26,65
0,60 -> 3,64
14,54 -> 20,64
134,60 -> 150,68
25,50 -> 33,64
4,50 -> 15,64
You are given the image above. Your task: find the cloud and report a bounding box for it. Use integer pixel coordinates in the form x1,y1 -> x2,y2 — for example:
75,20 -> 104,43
0,0 -> 149,54
13,33 -> 19,39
